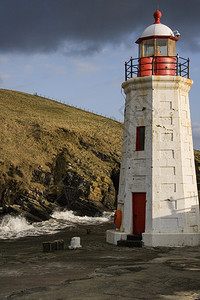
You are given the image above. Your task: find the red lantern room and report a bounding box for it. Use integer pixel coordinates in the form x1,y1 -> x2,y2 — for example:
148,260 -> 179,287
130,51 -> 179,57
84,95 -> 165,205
136,10 -> 179,77
125,10 -> 190,80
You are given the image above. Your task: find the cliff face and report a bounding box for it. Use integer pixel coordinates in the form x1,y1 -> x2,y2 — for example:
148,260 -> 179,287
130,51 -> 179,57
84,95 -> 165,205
0,89 -> 123,221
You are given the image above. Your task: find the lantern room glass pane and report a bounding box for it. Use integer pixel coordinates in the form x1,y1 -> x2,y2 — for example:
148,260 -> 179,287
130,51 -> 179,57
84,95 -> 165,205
143,39 -> 154,57
168,39 -> 176,56
139,43 -> 143,57
155,39 -> 168,56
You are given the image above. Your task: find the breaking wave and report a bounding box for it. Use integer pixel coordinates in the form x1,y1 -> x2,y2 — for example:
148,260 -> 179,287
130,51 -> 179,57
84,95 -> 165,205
0,210 -> 113,240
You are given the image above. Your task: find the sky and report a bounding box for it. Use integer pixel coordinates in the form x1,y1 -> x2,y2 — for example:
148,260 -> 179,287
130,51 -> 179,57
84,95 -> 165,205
0,0 -> 200,149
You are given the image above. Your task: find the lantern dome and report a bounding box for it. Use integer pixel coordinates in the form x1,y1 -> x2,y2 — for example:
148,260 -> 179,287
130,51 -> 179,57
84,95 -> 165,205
136,10 -> 176,44
140,23 -> 174,39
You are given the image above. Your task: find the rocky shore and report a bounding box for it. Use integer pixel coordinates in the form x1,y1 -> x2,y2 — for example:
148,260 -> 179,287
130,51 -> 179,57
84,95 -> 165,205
0,159 -> 118,222
0,222 -> 200,299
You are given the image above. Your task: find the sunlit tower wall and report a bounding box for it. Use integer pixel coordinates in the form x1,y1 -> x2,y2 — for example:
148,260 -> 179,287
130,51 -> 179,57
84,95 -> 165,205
106,10 -> 200,247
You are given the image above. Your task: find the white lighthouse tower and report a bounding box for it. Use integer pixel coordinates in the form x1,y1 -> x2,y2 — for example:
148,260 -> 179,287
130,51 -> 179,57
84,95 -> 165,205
107,10 -> 200,247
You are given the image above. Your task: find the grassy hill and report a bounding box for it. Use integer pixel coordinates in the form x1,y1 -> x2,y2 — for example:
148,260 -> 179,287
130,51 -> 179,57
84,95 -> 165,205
0,89 -> 123,221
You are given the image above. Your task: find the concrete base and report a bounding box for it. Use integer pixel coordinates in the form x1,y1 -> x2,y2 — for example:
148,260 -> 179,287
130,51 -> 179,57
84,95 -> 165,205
142,233 -> 200,247
106,230 -> 128,245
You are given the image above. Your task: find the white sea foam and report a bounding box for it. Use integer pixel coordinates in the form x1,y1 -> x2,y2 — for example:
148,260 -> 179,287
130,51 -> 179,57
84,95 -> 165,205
0,210 -> 113,240
0,215 -> 35,239
51,209 -> 112,224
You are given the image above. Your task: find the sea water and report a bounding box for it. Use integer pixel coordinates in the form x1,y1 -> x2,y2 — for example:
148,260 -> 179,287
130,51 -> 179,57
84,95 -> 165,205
0,210 -> 113,240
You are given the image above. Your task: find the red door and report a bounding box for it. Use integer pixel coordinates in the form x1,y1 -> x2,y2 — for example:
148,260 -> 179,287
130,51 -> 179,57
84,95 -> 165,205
132,193 -> 146,234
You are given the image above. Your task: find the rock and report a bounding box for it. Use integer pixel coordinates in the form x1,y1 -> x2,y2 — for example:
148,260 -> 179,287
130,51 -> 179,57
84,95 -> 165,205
13,195 -> 57,222
31,168 -> 53,186
21,198 -> 52,221
2,204 -> 23,216
0,179 -> 24,206
21,211 -> 44,223
2,204 -> 44,223
0,156 -> 119,221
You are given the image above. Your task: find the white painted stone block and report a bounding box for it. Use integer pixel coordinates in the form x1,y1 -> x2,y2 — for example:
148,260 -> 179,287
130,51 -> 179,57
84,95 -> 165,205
106,230 -> 127,245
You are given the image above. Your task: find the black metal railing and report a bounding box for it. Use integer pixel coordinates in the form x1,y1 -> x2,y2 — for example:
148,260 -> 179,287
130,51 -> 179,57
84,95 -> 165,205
125,55 -> 190,81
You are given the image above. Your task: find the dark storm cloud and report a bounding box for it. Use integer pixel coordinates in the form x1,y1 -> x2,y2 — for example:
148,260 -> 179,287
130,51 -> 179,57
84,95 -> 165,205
0,0 -> 199,55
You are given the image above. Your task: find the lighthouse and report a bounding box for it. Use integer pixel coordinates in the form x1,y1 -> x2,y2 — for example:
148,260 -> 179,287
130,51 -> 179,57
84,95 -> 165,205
107,10 -> 200,247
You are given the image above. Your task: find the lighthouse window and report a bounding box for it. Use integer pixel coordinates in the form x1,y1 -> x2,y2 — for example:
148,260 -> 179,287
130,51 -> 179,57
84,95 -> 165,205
155,39 -> 168,56
143,39 -> 154,57
168,39 -> 176,56
136,126 -> 145,151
